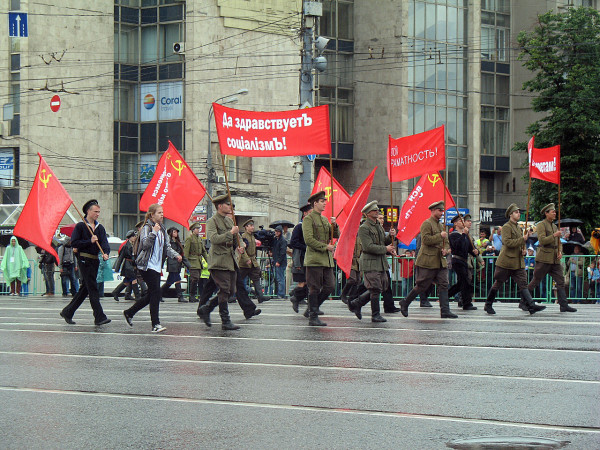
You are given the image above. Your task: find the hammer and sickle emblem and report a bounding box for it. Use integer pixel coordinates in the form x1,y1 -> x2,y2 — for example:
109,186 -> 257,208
170,159 -> 186,176
427,173 -> 441,187
39,169 -> 52,188
324,186 -> 337,201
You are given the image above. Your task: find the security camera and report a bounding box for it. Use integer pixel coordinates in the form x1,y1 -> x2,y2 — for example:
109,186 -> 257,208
314,56 -> 327,73
314,36 -> 330,54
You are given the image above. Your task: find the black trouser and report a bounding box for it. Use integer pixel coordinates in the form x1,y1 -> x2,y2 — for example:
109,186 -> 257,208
61,256 -> 107,322
125,269 -> 162,326
448,260 -> 473,306
381,272 -> 395,310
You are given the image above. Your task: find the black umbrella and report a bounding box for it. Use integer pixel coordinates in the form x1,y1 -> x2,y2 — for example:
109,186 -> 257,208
0,235 -> 31,249
269,220 -> 295,229
562,240 -> 589,255
555,218 -> 583,228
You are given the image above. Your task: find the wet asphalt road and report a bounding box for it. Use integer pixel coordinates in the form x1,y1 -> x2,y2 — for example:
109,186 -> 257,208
0,295 -> 599,449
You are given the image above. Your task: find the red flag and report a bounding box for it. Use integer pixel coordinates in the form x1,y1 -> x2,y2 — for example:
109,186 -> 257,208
310,167 -> 351,222
387,125 -> 446,182
396,172 -> 456,245
140,141 -> 206,229
529,144 -> 560,185
213,103 -> 331,157
13,154 -> 73,260
334,168 -> 377,277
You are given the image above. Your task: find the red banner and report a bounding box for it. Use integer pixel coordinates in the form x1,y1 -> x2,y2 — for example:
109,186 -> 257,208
387,125 -> 446,182
529,143 -> 560,185
140,142 -> 207,229
14,154 -> 73,260
213,103 -> 331,157
311,167 -> 350,222
334,168 -> 377,277
396,172 -> 455,246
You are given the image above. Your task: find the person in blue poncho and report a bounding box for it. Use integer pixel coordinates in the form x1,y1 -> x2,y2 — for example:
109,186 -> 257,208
1,236 -> 30,296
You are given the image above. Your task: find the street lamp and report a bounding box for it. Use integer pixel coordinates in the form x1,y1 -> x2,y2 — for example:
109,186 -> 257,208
206,89 -> 248,218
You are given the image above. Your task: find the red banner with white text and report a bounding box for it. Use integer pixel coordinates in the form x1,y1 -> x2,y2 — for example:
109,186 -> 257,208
387,126 -> 446,182
396,172 -> 455,246
139,142 -> 206,229
529,143 -> 560,185
213,103 -> 331,157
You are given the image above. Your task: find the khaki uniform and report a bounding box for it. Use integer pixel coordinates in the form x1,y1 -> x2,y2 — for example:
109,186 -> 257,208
239,230 -> 266,301
206,213 -> 237,302
492,221 -> 528,291
302,210 -> 339,295
412,217 -> 450,292
358,218 -> 389,293
527,219 -> 566,291
184,234 -> 209,301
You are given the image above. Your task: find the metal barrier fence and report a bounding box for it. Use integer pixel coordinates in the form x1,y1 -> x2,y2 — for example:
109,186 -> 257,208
0,259 -> 45,296
257,254 -> 600,304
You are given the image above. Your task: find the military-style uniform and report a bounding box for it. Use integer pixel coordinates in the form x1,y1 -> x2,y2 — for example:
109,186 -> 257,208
400,201 -> 457,318
484,203 -> 545,315
347,201 -> 388,322
302,191 -> 340,325
448,218 -> 477,310
239,220 -> 268,303
184,223 -> 208,302
526,203 -> 576,313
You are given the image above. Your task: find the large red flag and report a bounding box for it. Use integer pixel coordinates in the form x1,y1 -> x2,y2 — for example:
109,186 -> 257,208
213,103 -> 331,157
529,144 -> 560,185
13,154 -> 73,260
396,172 -> 456,245
334,168 -> 377,277
387,125 -> 446,182
310,167 -> 350,222
139,141 -> 206,229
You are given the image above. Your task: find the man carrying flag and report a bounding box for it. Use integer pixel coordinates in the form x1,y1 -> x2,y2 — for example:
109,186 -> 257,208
347,201 -> 393,323
525,203 -> 576,313
400,201 -> 458,319
60,200 -> 111,326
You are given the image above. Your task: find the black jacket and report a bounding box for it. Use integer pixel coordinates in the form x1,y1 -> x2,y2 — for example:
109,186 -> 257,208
272,235 -> 288,265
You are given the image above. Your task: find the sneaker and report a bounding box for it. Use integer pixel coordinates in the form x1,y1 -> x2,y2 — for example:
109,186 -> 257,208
152,324 -> 167,333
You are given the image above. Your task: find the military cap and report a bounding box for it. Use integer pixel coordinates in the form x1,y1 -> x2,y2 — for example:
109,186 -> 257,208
242,219 -> 254,228
505,203 -> 520,218
82,199 -> 99,215
307,190 -> 326,204
190,222 -> 201,231
428,201 -> 445,210
451,214 -> 464,224
212,194 -> 231,206
541,203 -> 556,215
135,220 -> 145,229
361,200 -> 379,214
126,229 -> 136,239
299,203 -> 312,213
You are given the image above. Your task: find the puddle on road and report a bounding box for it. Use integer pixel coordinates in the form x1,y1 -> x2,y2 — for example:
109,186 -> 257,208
446,436 -> 570,449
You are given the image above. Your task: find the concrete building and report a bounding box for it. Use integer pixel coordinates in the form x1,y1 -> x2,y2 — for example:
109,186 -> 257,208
0,0 -> 597,241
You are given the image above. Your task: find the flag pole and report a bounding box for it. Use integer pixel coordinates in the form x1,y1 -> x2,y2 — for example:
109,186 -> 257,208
389,179 -> 396,273
558,180 -> 561,229
525,172 -> 532,240
73,204 -> 106,257
329,153 -> 334,241
218,153 -> 237,227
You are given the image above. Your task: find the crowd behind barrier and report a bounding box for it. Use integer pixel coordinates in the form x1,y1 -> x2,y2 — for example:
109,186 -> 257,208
1,254 -> 599,303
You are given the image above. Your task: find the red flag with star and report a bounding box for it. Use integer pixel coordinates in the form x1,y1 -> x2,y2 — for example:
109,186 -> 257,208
13,154 -> 73,260
140,141 -> 206,229
310,167 -> 350,222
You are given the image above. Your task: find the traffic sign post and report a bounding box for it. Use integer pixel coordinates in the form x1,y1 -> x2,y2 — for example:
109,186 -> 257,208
9,12 -> 28,38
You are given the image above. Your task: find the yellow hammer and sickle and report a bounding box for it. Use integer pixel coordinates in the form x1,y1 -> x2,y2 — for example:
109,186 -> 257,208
428,173 -> 441,187
324,186 -> 337,201
170,159 -> 186,176
39,169 -> 52,188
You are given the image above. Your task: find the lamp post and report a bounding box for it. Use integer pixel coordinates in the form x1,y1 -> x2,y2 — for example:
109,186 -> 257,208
206,89 -> 248,218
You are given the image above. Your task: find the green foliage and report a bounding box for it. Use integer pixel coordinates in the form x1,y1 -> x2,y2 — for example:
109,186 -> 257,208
516,7 -> 600,233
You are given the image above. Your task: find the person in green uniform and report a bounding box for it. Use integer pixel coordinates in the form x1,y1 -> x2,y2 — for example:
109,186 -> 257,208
347,201 -> 392,322
184,222 -> 208,302
239,219 -> 269,303
302,190 -> 339,326
526,203 -> 576,313
484,203 -> 546,315
400,201 -> 458,319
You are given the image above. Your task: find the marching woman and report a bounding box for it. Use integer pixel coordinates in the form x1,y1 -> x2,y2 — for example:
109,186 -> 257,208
123,203 -> 181,333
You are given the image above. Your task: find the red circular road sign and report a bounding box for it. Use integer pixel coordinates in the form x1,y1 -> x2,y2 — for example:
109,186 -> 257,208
50,95 -> 61,112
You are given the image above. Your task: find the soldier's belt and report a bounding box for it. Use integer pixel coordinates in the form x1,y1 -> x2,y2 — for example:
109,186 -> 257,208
452,255 -> 467,262
80,252 -> 98,259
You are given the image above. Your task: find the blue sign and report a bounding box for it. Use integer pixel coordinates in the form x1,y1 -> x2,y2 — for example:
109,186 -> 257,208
306,154 -> 316,162
9,12 -> 28,38
445,208 -> 469,225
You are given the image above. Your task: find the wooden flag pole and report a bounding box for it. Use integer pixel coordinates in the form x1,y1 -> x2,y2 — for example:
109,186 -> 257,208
218,153 -> 237,226
389,179 -> 396,273
329,153 -> 334,241
558,181 -> 561,229
524,171 -> 532,239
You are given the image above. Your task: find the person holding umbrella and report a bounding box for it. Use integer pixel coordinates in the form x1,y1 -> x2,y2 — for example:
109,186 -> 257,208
1,236 -> 30,296
525,203 -> 576,312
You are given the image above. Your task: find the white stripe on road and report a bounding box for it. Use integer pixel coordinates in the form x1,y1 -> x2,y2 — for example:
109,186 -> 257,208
0,385 -> 598,434
1,350 -> 598,384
